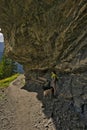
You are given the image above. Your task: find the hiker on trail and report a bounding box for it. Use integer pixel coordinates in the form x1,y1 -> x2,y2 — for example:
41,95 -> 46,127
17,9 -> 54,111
50,71 -> 58,96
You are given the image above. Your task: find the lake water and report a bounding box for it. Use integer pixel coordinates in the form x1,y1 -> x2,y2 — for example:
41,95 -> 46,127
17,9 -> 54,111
0,42 -> 4,61
0,52 -> 3,61
0,42 -> 4,52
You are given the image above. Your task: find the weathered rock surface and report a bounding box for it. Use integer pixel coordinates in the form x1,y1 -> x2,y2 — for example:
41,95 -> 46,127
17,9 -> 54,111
0,0 -> 87,129
0,0 -> 87,71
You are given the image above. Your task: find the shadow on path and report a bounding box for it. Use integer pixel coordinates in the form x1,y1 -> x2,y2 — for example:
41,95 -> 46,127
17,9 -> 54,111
21,73 -> 87,130
21,82 -> 54,119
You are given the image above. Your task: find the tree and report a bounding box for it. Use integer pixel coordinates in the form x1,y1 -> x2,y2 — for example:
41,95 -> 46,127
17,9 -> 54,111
0,56 -> 17,79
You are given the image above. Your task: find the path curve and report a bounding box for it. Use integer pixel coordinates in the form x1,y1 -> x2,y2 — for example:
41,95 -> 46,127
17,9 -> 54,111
5,74 -> 55,130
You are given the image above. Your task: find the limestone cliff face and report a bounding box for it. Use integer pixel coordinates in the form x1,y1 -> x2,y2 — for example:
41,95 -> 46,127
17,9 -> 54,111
0,0 -> 87,72
0,0 -> 87,129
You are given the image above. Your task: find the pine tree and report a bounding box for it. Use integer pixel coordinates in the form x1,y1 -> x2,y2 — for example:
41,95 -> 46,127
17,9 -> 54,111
0,56 -> 17,79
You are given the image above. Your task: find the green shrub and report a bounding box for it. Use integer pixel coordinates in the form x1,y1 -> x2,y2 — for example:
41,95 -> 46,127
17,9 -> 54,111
0,56 -> 17,79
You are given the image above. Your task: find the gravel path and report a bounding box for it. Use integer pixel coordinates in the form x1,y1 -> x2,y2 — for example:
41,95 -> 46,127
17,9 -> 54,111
0,75 -> 55,130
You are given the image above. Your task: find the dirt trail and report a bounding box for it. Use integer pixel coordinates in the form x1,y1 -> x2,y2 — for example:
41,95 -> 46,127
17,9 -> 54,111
0,74 -> 55,130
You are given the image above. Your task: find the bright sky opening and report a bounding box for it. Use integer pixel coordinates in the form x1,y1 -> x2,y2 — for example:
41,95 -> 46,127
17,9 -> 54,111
0,28 -> 4,42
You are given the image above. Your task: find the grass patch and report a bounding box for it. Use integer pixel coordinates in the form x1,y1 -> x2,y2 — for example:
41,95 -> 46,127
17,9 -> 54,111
0,73 -> 19,88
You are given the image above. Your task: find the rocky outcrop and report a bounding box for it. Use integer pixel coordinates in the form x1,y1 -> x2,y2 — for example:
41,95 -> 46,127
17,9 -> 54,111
0,0 -> 87,71
0,0 -> 87,129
